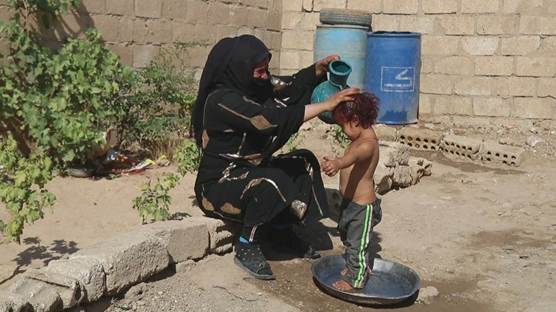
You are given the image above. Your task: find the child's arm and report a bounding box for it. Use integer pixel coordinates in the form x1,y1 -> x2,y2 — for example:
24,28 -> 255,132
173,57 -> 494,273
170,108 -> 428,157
322,142 -> 373,176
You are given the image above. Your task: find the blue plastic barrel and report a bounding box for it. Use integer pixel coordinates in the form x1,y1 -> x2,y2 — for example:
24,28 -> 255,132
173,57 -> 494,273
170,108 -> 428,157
314,24 -> 368,88
365,32 -> 421,124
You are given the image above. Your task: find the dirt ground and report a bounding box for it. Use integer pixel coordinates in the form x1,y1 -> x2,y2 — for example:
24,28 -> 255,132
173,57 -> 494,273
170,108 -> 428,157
1,121 -> 555,312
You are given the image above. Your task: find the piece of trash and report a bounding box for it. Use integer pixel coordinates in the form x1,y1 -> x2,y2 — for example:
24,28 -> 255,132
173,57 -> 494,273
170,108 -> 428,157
526,136 -> 544,147
155,155 -> 170,167
125,159 -> 156,174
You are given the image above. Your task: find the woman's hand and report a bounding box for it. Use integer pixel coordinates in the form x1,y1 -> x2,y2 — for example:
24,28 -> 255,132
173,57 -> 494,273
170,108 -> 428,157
324,88 -> 360,111
315,55 -> 340,77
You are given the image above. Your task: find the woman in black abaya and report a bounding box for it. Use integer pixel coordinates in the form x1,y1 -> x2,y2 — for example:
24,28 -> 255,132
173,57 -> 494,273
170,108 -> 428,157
191,35 -> 358,280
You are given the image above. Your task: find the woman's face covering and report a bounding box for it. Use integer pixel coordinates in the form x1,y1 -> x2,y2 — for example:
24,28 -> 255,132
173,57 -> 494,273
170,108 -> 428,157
252,57 -> 270,83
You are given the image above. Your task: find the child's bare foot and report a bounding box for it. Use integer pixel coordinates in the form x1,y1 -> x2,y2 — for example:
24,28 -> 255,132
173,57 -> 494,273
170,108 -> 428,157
332,268 -> 354,291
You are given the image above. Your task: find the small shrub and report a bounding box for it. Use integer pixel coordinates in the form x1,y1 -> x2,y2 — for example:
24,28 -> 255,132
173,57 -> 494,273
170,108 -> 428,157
174,139 -> 200,176
132,173 -> 180,224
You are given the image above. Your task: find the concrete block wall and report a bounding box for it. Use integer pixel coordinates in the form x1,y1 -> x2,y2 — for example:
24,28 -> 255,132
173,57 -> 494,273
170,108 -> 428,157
280,0 -> 556,122
0,0 -> 282,73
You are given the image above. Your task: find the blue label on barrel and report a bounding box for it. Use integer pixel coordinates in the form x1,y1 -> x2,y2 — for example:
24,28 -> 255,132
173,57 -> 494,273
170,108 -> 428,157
381,66 -> 415,92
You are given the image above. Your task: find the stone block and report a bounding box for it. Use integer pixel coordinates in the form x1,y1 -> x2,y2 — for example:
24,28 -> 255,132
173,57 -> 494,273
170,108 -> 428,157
481,140 -> 525,166
473,97 -> 511,117
71,230 -> 170,295
133,45 -> 160,68
516,57 -> 556,77
0,291 -> 32,312
347,0 -> 381,13
162,0 -> 188,19
107,0 -> 133,15
500,36 -> 541,56
373,124 -> 398,142
421,74 -> 453,95
431,95 -> 473,115
440,134 -> 483,161
511,97 -> 556,119
399,16 -> 435,34
420,56 -> 435,73
79,0 -> 106,14
24,269 -> 83,309
454,77 -> 494,96
503,0 -> 544,14
93,15 -> 120,43
184,0 -> 209,24
266,9 -> 282,31
419,94 -> 434,114
372,14 -> 399,31
140,219 -> 209,263
422,0 -> 457,14
44,257 -> 106,303
197,217 -> 239,253
282,12 -> 319,30
398,127 -> 443,151
499,77 -> 537,97
135,0 -> 162,18
461,0 -> 499,13
282,30 -> 313,50
383,0 -> 418,14
538,78 -> 556,97
519,16 -> 556,35
208,2 -> 232,25
247,8 -> 268,28
475,56 -> 513,76
462,37 -> 499,56
313,0 -> 347,11
282,0 -> 302,11
476,15 -> 519,35
8,278 -> 63,312
241,0 -> 268,8
439,16 -> 475,35
435,56 -> 474,75
421,36 -> 459,55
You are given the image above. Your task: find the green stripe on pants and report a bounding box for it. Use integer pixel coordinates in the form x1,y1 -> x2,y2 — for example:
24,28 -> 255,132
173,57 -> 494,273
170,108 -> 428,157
354,203 -> 373,288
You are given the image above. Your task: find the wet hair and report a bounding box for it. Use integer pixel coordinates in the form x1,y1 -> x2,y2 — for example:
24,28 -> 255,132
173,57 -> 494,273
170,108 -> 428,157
333,92 -> 380,129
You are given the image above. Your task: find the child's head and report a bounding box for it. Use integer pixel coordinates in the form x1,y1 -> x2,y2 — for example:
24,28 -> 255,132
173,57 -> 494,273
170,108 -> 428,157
333,92 -> 380,139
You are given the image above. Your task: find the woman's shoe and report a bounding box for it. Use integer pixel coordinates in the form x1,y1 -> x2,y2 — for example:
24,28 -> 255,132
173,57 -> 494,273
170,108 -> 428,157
234,240 -> 275,280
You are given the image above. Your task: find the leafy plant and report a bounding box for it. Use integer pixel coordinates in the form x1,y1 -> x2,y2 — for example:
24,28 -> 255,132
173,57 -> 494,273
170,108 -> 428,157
132,173 -> 180,224
174,139 -> 200,176
0,137 -> 55,243
331,125 -> 350,148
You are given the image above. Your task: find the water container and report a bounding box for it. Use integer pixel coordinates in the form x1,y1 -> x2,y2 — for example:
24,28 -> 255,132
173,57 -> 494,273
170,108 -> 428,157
365,32 -> 421,124
314,24 -> 368,88
311,60 -> 352,124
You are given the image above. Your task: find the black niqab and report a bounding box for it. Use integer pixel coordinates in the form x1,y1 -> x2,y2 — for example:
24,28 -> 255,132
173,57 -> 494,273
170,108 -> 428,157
191,35 -> 273,146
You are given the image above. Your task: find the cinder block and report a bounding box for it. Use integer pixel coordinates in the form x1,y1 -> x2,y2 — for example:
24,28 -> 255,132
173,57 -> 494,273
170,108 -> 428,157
282,30 -> 313,50
8,278 -> 63,312
79,0 -> 106,14
197,217 -> 239,253
44,257 -> 106,303
372,14 -> 400,31
421,74 -> 453,95
398,127 -> 443,151
133,45 -> 160,68
520,16 -> 556,35
208,2 -> 232,25
184,0 -> 209,24
538,78 -> 556,97
439,16 -> 475,35
71,230 -> 170,295
503,0 -> 543,14
481,140 -> 525,166
373,124 -> 398,141
516,57 -> 556,77
282,12 -> 319,30
93,15 -> 120,43
421,35 -> 459,55
454,77 -> 494,96
313,0 -> 347,11
473,97 -> 511,117
511,97 -> 556,119
135,0 -> 162,18
420,56 -> 435,73
475,56 -> 514,76
399,16 -> 435,34
247,8 -> 268,28
140,218 -> 209,263
461,0 -> 499,13
440,134 -> 483,161
477,16 -> 519,35
162,0 -> 188,19
505,77 -> 538,96
282,0 -> 302,11
347,0 -> 382,13
107,0 -> 133,15
462,37 -> 499,56
501,36 -> 541,56
431,95 -> 473,115
383,0 -> 418,14
435,56 -> 474,75
419,94 -> 434,114
422,0 -> 456,13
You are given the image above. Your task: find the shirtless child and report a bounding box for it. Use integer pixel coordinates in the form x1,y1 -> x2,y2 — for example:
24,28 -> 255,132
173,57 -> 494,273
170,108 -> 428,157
322,92 -> 383,291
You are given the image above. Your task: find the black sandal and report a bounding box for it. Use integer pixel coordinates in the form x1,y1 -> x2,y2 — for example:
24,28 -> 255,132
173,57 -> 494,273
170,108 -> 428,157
234,240 -> 275,280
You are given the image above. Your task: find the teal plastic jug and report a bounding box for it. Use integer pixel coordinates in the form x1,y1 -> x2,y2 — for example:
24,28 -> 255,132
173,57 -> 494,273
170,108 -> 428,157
310,60 -> 352,124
